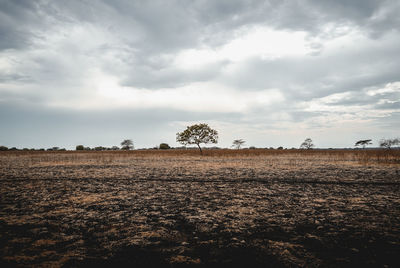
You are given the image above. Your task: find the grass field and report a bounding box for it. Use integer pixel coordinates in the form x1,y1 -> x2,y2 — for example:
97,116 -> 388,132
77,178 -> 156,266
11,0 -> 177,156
1,149 -> 400,267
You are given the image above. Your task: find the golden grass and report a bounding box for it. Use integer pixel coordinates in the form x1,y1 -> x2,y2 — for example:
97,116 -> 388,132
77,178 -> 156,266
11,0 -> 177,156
1,148 -> 399,165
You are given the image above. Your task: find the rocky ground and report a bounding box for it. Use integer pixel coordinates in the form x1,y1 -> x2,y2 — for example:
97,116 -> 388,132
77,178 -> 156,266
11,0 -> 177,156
0,151 -> 399,267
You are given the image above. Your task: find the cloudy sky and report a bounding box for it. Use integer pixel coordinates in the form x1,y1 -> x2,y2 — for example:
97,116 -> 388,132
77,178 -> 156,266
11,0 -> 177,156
0,0 -> 399,149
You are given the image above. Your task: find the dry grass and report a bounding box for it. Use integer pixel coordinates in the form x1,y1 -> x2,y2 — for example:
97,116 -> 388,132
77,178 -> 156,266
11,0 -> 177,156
1,148 -> 399,165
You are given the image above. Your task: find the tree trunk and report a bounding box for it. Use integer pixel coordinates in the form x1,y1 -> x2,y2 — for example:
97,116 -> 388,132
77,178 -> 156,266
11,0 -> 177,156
197,143 -> 203,155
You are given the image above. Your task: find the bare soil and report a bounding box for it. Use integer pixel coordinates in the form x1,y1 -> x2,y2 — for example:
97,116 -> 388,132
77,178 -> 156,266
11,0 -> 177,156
0,151 -> 399,267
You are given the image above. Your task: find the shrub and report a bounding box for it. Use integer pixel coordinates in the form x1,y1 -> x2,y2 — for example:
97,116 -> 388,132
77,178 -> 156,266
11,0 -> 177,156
76,145 -> 84,150
0,146 -> 8,151
159,143 -> 171,149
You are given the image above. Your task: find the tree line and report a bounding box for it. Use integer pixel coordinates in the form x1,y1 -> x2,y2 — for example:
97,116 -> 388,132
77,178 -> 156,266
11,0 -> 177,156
0,123 -> 398,153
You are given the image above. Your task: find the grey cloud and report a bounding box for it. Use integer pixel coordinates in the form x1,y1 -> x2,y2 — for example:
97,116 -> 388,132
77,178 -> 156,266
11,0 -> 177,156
0,0 -> 49,50
0,73 -> 31,83
2,0 -> 399,54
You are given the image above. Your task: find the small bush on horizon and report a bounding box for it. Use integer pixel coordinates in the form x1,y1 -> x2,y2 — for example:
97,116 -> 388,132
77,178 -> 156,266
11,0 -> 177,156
76,145 -> 84,150
159,143 -> 170,149
0,146 -> 8,151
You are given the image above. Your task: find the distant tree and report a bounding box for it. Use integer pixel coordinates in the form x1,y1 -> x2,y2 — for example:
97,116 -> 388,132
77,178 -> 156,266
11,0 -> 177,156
379,138 -> 399,149
121,139 -> 134,150
277,146 -> 283,150
159,143 -> 170,149
355,139 -> 372,149
111,146 -> 120,150
176,123 -> 218,154
0,146 -> 8,151
232,139 -> 245,149
300,138 -> 314,149
76,145 -> 84,151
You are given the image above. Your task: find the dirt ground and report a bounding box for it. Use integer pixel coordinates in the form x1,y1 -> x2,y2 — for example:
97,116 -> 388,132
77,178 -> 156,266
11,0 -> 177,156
0,150 -> 399,267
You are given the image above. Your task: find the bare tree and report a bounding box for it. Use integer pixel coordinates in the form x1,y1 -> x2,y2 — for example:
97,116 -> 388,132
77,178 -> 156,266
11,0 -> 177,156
355,139 -> 372,149
232,139 -> 245,149
300,138 -> 314,149
121,139 -> 134,150
379,138 -> 399,149
176,123 -> 218,154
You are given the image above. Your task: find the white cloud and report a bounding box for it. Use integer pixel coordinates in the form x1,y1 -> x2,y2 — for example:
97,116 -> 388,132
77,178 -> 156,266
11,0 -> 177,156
54,71 -> 285,113
174,26 -> 310,70
366,81 -> 400,96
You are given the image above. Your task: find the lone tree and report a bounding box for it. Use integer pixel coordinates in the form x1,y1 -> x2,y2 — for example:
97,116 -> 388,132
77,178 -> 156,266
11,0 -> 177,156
176,123 -> 218,154
232,139 -> 245,149
300,138 -> 314,149
121,139 -> 134,150
355,139 -> 372,149
379,138 -> 399,149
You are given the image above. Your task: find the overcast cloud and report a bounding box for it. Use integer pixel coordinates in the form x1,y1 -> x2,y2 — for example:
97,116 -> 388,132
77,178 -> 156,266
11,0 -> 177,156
0,0 -> 399,149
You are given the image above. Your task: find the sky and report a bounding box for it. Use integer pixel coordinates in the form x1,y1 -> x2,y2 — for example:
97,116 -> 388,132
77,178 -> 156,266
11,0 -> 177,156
0,0 -> 399,149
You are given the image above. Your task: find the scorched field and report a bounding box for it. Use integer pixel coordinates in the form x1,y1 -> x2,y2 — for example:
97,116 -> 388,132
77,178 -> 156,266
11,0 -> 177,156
0,149 -> 399,267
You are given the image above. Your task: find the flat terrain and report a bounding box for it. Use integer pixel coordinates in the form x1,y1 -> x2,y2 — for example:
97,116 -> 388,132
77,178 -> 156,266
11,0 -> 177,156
0,150 -> 399,267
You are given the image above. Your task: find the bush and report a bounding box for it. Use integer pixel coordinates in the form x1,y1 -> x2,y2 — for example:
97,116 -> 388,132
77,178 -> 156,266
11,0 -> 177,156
0,146 -> 8,151
159,143 -> 171,149
76,145 -> 84,150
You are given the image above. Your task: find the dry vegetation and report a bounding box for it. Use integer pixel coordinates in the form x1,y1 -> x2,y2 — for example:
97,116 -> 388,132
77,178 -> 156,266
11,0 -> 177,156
0,149 -> 399,267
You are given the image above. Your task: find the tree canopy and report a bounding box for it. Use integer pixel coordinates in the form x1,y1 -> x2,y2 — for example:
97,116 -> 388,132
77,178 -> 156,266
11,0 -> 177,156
379,138 -> 399,149
300,138 -> 314,149
176,123 -> 218,154
121,139 -> 134,150
355,139 -> 372,148
232,139 -> 245,149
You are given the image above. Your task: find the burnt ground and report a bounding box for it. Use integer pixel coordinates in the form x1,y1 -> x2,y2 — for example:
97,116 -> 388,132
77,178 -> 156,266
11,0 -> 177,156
0,152 -> 399,267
